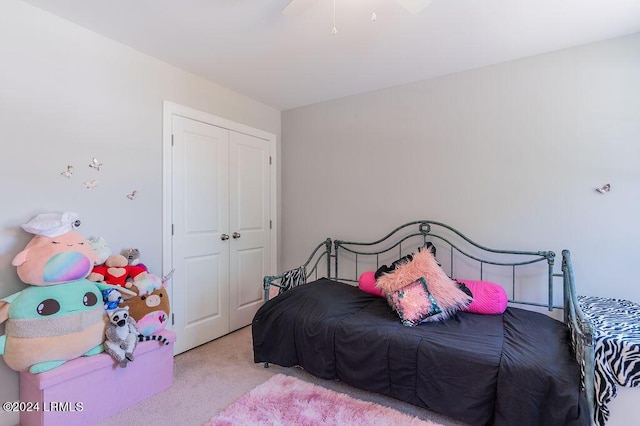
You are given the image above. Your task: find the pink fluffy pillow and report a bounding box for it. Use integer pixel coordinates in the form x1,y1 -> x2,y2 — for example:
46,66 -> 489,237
376,248 -> 472,322
456,279 -> 508,315
358,271 -> 384,297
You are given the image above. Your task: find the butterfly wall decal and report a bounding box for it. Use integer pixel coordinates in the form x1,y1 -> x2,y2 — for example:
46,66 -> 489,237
88,157 -> 103,171
83,180 -> 98,189
126,190 -> 138,200
60,164 -> 74,178
595,184 -> 611,194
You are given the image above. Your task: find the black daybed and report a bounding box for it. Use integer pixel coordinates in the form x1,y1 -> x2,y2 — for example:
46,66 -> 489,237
252,221 -> 594,426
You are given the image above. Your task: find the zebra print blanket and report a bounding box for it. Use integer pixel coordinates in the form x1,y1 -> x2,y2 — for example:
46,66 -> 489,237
578,296 -> 640,425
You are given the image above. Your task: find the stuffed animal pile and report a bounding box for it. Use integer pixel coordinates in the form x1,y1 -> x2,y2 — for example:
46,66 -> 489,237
0,212 -> 136,373
89,245 -> 172,341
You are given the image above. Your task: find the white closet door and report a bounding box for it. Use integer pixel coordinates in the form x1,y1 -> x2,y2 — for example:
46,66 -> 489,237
228,131 -> 271,331
171,115 -> 230,354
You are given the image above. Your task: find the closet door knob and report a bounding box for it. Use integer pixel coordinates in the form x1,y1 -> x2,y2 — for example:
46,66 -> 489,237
221,234 -> 230,241
232,232 -> 241,239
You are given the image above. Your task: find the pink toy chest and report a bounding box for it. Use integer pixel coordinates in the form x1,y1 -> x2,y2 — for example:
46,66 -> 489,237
19,330 -> 175,426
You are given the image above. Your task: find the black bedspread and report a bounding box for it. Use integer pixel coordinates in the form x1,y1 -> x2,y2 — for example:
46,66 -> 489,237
252,279 -> 589,426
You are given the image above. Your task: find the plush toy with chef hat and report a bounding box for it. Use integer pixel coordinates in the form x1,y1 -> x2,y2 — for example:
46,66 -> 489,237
11,212 -> 100,286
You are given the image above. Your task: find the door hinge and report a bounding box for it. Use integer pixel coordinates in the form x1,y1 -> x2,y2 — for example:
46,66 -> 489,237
269,156 -> 272,165
171,313 -> 175,325
171,224 -> 174,235
171,134 -> 174,146
270,220 -> 272,229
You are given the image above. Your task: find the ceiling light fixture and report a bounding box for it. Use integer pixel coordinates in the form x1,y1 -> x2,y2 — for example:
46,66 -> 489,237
282,0 -> 432,35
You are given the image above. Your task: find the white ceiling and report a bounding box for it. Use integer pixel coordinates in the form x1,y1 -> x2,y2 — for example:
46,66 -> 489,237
19,0 -> 640,111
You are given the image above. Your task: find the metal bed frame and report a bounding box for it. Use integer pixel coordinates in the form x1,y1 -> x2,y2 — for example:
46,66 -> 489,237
262,220 -> 595,424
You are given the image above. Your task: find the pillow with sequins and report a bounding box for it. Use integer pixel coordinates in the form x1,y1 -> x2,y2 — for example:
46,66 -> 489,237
386,277 -> 443,326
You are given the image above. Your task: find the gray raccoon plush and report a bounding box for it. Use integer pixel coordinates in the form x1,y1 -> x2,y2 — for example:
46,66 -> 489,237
123,248 -> 147,276
104,307 -> 138,368
124,248 -> 141,266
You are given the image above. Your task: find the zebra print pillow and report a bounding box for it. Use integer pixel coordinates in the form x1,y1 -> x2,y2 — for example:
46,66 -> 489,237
278,266 -> 307,295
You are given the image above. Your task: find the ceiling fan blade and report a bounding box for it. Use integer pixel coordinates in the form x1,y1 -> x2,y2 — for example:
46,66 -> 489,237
395,0 -> 433,14
281,0 -> 317,16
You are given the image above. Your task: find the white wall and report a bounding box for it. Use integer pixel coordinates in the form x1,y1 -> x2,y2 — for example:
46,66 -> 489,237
281,32 -> 640,425
282,33 -> 640,301
0,1 -> 280,425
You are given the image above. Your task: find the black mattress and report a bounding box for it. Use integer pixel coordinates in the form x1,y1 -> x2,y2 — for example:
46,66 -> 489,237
252,278 -> 589,426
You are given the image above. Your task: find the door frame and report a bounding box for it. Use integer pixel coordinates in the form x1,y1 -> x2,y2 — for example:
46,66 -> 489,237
162,101 -> 277,339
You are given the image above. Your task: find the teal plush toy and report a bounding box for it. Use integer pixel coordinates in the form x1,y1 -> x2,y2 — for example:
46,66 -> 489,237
0,280 -> 133,373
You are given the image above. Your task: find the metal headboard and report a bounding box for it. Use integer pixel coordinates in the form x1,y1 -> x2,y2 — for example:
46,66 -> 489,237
333,220 -> 558,311
262,238 -> 331,301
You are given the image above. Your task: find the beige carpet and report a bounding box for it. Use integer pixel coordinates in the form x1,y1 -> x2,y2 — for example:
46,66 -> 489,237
97,326 -> 466,426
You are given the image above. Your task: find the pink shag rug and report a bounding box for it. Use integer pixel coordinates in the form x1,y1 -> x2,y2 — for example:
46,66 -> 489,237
205,374 -> 441,426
